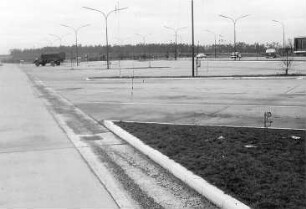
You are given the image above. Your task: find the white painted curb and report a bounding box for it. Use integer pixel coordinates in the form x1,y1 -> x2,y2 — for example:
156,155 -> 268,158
116,120 -> 306,131
104,120 -> 251,209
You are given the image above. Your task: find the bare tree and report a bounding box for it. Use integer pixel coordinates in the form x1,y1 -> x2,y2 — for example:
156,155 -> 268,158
281,39 -> 294,75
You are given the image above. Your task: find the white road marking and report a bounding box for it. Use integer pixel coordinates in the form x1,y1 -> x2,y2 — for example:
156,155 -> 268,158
86,101 -> 304,108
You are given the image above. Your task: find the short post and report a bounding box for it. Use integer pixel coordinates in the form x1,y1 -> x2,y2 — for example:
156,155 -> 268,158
264,111 -> 273,128
196,57 -> 201,76
131,69 -> 135,96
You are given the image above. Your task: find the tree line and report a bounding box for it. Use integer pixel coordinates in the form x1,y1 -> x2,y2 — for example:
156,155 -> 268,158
8,42 -> 271,62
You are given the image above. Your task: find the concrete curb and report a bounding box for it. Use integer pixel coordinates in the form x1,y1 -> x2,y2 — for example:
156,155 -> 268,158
104,120 -> 250,209
112,120 -> 306,131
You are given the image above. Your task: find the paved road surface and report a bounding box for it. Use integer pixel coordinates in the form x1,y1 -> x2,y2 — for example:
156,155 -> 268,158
23,61 -> 306,129
0,64 -> 118,208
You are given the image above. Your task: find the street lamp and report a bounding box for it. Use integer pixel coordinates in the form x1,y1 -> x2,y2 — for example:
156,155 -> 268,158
219,14 -> 249,54
83,6 -> 128,69
136,33 -> 151,67
136,33 -> 150,44
49,33 -> 69,46
164,26 -> 187,60
204,30 -> 217,58
43,38 -> 53,47
218,34 -> 225,56
114,37 -> 130,45
114,37 -> 130,65
61,24 -> 90,66
272,20 -> 285,50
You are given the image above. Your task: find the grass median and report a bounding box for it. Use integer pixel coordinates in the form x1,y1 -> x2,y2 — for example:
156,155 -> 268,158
115,121 -> 305,209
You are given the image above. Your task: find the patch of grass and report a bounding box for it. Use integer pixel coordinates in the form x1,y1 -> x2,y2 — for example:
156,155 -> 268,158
115,122 -> 306,209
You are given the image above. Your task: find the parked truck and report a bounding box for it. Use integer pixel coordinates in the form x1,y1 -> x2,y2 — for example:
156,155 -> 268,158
34,52 -> 65,66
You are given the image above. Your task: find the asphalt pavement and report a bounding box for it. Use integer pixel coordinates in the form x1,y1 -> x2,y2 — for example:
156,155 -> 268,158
0,64 -> 119,208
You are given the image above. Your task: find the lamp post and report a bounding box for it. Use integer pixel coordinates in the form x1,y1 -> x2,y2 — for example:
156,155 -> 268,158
136,33 -> 150,45
114,37 -> 130,67
219,14 -> 249,54
49,33 -> 69,46
83,6 -> 128,69
114,37 -> 130,45
43,38 -> 53,47
61,24 -> 90,66
272,20 -> 285,50
205,30 -> 217,58
164,26 -> 187,60
218,34 -> 225,56
49,34 -> 63,46
136,33 -> 151,67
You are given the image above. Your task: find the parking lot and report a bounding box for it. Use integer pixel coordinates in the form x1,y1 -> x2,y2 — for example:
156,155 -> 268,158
22,59 -> 306,129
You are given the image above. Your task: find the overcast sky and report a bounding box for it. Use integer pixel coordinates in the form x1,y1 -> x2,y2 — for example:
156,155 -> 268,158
0,0 -> 305,54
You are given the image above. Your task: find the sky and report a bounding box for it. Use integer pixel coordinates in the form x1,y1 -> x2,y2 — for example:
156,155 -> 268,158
0,0 -> 305,54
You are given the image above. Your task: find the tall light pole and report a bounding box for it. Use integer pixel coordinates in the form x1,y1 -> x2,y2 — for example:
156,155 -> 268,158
83,6 -> 128,69
164,26 -> 187,60
49,33 -> 69,46
114,37 -> 130,45
114,37 -> 130,61
205,30 -> 217,58
61,24 -> 90,66
136,33 -> 150,45
136,33 -> 151,67
43,38 -> 53,47
218,34 -> 225,56
49,34 -> 62,46
219,14 -> 249,54
272,20 -> 285,50
136,33 -> 150,57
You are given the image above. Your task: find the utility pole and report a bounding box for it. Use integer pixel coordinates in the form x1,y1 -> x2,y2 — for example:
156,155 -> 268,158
191,0 -> 195,77
83,6 -> 128,69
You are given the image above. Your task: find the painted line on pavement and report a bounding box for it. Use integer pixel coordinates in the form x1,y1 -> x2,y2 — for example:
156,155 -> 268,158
87,76 -> 305,81
86,101 -> 304,108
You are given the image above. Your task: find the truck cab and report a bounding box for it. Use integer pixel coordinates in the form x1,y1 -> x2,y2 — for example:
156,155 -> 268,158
34,52 -> 65,67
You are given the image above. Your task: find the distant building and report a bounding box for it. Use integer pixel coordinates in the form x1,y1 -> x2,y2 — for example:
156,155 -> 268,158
294,36 -> 306,56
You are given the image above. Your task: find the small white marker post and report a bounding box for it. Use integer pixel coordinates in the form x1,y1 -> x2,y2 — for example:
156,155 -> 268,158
131,69 -> 134,97
196,57 -> 201,76
264,111 -> 273,128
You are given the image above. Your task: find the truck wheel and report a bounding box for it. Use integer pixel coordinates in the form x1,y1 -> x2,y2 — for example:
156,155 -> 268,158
56,61 -> 60,66
42,63 -> 46,66
35,63 -> 39,67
